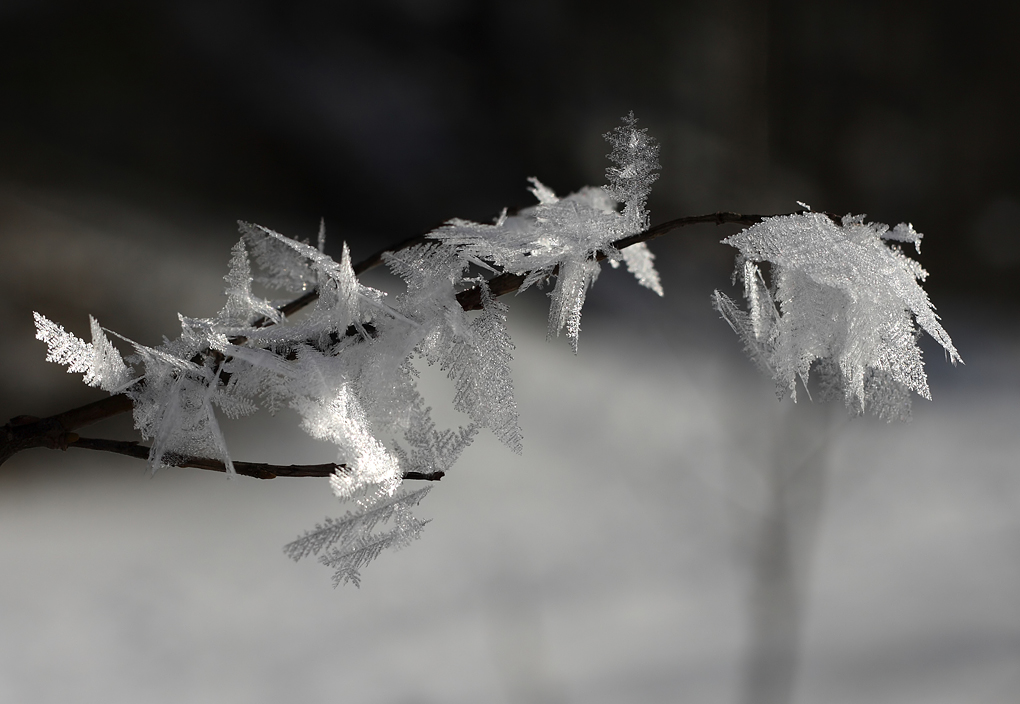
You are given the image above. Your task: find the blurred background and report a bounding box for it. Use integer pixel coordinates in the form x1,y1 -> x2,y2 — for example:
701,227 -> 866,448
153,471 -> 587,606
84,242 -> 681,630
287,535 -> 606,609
1,1 -> 1019,703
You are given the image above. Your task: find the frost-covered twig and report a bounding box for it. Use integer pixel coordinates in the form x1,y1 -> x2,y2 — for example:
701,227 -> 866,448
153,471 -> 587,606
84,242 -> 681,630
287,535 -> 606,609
0,211 -> 792,471
271,212 -> 805,318
454,211 -> 819,310
4,112 -> 959,587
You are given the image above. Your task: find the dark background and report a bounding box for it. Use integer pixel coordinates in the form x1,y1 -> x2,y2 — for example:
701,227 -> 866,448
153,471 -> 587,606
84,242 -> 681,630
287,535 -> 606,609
1,0 -> 1018,301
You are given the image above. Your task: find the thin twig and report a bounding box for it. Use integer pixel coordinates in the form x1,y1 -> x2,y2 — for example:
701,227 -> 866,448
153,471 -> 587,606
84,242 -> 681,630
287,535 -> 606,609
62,437 -> 445,481
68,437 -> 342,479
0,395 -> 134,466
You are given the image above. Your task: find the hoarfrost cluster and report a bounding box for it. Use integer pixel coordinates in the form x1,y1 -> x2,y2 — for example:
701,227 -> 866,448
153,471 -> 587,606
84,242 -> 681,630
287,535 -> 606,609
32,115 -> 958,585
713,211 -> 961,421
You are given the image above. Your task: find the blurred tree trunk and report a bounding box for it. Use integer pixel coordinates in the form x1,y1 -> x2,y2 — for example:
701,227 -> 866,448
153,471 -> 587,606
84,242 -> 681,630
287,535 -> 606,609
741,400 -> 834,704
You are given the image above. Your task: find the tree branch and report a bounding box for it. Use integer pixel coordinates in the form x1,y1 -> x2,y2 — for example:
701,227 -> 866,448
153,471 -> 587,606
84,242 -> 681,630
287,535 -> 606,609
60,437 -> 445,481
1,395 -> 134,467
2,210 -> 802,473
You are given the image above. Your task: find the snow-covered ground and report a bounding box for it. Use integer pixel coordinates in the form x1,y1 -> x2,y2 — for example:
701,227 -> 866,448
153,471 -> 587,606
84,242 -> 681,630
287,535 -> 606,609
1,189 -> 1018,703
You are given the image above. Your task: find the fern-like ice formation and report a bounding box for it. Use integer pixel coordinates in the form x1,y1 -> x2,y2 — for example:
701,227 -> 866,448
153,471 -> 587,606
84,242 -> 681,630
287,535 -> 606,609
34,313 -> 133,393
319,510 -> 429,588
713,212 -> 961,421
433,113 -> 663,351
31,115 -> 959,584
284,486 -> 431,587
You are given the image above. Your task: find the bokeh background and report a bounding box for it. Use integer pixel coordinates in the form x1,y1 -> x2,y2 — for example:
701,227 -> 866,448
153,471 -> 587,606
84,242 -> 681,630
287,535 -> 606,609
1,2 -> 1019,703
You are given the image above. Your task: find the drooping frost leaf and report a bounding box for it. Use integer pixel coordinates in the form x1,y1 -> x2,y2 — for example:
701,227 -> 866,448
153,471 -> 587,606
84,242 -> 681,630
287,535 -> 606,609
284,486 -> 431,562
319,511 -> 429,588
715,212 -> 961,420
443,284 -> 523,452
547,255 -> 602,351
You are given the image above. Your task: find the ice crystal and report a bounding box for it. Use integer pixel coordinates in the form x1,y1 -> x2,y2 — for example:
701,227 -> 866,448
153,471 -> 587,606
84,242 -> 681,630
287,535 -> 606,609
604,110 -> 660,232
618,242 -> 663,296
714,212 -> 961,420
122,344 -> 236,473
239,222 -> 386,347
285,483 -> 432,588
34,313 -> 132,392
393,395 -> 478,477
319,511 -> 429,588
283,486 -> 432,562
315,385 -> 403,499
433,115 -> 662,351
383,241 -> 470,367
218,240 -> 282,329
238,220 -> 318,293
435,187 -> 634,352
444,284 -> 522,453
